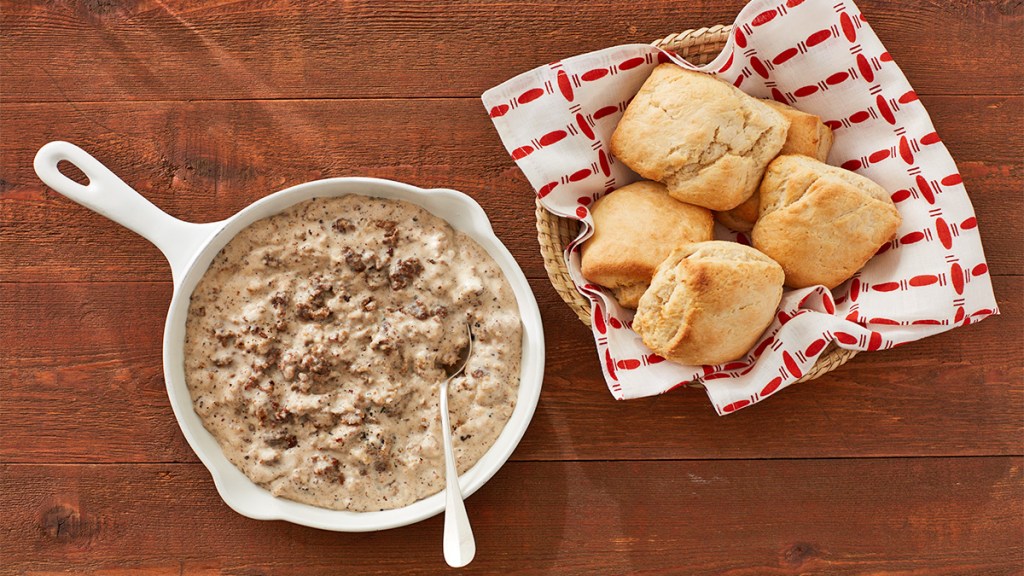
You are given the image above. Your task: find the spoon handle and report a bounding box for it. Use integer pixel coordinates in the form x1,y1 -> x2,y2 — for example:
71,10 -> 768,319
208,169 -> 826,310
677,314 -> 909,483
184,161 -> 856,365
440,381 -> 476,568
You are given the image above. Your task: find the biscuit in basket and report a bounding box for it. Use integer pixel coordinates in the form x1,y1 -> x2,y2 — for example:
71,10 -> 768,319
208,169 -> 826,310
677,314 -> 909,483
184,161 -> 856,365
752,155 -> 902,289
581,181 -> 713,308
714,196 -> 760,233
632,241 -> 784,366
610,64 -> 789,211
763,99 -> 834,162
716,100 -> 835,232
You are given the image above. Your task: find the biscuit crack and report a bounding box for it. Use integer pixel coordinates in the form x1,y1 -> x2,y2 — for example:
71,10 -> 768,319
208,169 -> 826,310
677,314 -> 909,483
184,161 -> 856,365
831,196 -> 877,224
762,172 -> 817,217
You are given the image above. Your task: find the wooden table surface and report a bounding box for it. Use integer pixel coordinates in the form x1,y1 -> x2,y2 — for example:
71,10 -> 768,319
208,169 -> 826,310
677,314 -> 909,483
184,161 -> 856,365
2,1 -> 1022,574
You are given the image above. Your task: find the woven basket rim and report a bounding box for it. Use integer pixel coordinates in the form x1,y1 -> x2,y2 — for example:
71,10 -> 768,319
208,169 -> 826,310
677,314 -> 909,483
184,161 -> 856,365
533,25 -> 858,385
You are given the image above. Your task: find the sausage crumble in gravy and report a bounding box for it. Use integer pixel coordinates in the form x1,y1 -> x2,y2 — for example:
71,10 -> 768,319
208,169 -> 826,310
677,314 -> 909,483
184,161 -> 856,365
184,195 -> 522,511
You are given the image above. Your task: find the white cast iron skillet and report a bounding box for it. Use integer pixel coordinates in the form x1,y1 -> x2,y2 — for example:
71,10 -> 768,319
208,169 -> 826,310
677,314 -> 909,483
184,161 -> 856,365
34,141 -> 545,532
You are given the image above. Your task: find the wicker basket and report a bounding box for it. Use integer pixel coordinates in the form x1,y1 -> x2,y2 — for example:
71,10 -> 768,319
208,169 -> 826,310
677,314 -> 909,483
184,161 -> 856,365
534,25 -> 857,386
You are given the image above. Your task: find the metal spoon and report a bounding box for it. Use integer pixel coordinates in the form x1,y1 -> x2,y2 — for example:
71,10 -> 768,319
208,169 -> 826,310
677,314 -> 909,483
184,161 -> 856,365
439,323 -> 476,568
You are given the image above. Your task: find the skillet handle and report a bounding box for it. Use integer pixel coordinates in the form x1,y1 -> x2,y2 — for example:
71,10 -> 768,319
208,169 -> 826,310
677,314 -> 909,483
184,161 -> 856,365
34,141 -> 224,286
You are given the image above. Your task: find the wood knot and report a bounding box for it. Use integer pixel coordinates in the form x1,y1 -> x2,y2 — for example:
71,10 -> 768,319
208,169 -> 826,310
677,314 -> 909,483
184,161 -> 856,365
40,503 -> 97,542
79,0 -> 121,16
782,541 -> 819,565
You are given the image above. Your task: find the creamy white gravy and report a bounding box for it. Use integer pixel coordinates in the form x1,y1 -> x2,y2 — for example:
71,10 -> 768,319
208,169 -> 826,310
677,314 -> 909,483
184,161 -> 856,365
184,195 -> 522,511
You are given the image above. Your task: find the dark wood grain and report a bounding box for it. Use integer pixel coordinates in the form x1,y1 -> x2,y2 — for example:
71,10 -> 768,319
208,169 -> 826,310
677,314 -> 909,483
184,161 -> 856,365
2,0 -> 1022,103
3,459 -> 1021,575
0,96 -> 1021,283
2,276 -> 1019,464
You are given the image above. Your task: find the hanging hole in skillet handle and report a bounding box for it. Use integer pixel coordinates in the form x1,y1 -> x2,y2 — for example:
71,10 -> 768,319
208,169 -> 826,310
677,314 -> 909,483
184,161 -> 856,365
33,141 -> 226,285
56,160 -> 91,187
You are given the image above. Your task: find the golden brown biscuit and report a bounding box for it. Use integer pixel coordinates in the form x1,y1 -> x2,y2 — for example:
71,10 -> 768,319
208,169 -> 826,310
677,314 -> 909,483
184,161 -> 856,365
581,181 -> 714,308
608,283 -> 649,309
715,100 -> 834,232
610,64 -> 789,211
632,241 -> 785,366
763,99 -> 834,161
752,155 -> 902,289
714,195 -> 760,233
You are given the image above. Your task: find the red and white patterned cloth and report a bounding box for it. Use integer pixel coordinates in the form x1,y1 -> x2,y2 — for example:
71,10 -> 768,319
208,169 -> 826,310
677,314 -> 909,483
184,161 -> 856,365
482,0 -> 998,415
